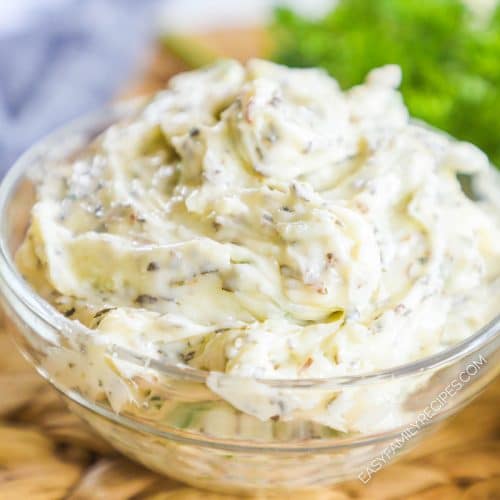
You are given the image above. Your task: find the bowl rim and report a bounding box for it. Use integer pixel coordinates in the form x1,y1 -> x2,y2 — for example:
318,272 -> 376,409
0,102 -> 499,391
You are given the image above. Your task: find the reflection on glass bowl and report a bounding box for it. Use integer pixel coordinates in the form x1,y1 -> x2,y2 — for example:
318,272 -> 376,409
0,104 -> 498,494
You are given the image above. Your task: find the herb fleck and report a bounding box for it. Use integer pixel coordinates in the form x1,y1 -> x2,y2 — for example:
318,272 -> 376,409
135,294 -> 159,305
147,262 -> 159,272
93,307 -> 116,319
64,307 -> 76,317
326,252 -> 337,265
200,268 -> 218,275
181,351 -> 196,363
301,357 -> 313,371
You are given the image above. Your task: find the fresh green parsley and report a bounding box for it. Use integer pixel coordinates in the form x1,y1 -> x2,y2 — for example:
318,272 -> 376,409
272,0 -> 500,167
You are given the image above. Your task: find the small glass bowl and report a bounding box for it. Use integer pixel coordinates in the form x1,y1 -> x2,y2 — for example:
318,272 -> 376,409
0,104 -> 499,495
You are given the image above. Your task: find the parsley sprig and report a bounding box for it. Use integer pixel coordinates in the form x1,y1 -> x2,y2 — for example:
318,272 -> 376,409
272,0 -> 500,167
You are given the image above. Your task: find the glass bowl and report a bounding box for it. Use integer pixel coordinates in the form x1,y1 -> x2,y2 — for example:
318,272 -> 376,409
0,103 -> 499,495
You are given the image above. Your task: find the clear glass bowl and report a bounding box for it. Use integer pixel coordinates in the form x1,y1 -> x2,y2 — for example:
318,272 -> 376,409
0,104 -> 499,495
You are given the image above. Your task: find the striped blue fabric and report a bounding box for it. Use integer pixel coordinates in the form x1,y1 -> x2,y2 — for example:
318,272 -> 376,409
0,0 -> 160,176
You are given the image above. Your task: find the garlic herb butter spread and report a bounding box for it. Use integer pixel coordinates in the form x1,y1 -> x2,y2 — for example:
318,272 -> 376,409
17,60 -> 500,432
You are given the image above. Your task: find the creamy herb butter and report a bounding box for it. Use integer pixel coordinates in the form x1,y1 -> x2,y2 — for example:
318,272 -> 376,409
17,60 -> 500,432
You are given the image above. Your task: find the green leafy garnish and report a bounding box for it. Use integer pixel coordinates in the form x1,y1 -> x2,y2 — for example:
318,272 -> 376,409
168,402 -> 216,429
161,34 -> 218,68
272,0 -> 500,168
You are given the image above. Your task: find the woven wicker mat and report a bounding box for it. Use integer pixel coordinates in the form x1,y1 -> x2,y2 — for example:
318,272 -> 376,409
1,309 -> 499,500
1,32 -> 499,500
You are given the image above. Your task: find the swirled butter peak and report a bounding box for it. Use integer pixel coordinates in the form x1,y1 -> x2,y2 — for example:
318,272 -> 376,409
17,59 -> 500,383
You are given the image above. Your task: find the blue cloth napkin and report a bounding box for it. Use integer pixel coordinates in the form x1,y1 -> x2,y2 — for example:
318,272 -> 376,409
0,0 -> 160,176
